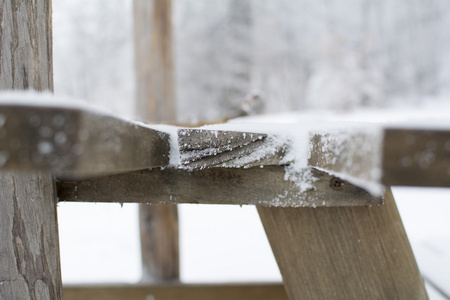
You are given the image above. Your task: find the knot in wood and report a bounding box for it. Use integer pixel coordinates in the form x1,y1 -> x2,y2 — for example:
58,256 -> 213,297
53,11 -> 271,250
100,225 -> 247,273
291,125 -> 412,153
330,178 -> 344,191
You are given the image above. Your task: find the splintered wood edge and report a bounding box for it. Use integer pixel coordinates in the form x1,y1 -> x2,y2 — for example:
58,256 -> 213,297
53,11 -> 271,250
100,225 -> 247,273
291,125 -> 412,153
57,166 -> 382,207
0,104 -> 170,176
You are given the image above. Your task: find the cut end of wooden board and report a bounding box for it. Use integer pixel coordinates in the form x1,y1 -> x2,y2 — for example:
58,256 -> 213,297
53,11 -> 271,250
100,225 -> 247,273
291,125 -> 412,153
0,104 -> 170,176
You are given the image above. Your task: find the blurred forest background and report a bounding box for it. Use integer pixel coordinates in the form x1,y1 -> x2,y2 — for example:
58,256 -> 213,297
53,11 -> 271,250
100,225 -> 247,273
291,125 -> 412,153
53,0 -> 450,122
52,0 -> 450,292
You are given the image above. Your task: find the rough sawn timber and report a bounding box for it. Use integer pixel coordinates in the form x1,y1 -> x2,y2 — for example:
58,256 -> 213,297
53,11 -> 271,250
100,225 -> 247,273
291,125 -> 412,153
0,1 -> 63,299
57,167 -> 382,207
134,0 -> 179,282
257,188 -> 428,300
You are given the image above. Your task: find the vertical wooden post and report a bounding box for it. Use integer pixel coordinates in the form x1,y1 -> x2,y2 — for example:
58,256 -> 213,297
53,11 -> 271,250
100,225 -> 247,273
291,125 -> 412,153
0,1 -> 63,299
134,0 -> 179,281
258,188 -> 428,300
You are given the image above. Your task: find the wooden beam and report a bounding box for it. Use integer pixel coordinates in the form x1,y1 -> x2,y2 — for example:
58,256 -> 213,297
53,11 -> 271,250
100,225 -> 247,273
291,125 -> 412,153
309,129 -> 383,190
134,0 -> 179,282
178,129 -> 287,169
257,188 -> 428,300
63,283 -> 288,300
57,167 -> 382,207
0,103 -> 170,176
0,1 -> 63,299
3,103 -> 450,190
382,128 -> 450,187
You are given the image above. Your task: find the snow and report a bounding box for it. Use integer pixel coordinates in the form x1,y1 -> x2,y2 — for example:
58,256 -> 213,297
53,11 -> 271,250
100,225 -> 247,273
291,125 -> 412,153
57,187 -> 450,296
145,124 -> 181,167
50,0 -> 450,297
0,91 -> 120,115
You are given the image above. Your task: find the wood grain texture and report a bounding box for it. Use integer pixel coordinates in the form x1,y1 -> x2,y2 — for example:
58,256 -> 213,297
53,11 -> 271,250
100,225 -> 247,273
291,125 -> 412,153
258,188 -> 428,300
0,104 -> 170,176
134,0 -> 179,282
57,167 -> 382,207
0,172 -> 62,299
3,105 -> 450,190
309,129 -> 383,188
382,128 -> 450,187
63,283 -> 288,300
0,0 -> 53,90
0,1 -> 63,299
178,129 -> 288,169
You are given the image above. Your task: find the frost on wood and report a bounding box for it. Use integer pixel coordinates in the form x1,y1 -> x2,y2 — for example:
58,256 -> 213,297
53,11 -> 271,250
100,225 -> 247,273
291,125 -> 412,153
148,121 -> 320,203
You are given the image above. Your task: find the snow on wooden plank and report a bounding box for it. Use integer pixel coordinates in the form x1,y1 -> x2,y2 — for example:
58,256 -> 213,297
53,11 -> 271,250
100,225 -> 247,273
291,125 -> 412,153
2,100 -> 450,193
0,101 -> 170,176
311,127 -> 450,190
57,167 -> 382,207
178,128 -> 287,169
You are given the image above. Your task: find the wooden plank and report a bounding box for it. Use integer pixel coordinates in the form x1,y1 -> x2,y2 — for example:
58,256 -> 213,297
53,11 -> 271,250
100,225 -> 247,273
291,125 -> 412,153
134,0 -> 179,282
178,129 -> 288,169
257,188 -> 428,300
0,103 -> 170,176
63,283 -> 288,300
3,103 -> 450,189
309,127 -> 450,189
0,1 -> 63,299
57,167 -> 381,207
134,0 -> 176,124
382,128 -> 450,187
309,129 -> 383,191
3,105 -> 450,190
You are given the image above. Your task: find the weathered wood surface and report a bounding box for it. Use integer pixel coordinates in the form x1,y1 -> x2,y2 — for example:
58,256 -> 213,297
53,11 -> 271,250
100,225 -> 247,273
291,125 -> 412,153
63,283 -> 288,300
134,0 -> 176,125
383,128 -> 450,187
178,129 -> 288,169
0,172 -> 62,299
3,100 -> 450,188
139,203 -> 179,281
310,127 -> 450,189
0,103 -> 170,176
57,167 -> 382,207
309,129 -> 383,190
257,188 -> 428,300
134,0 -> 179,282
3,103 -> 450,191
0,1 -> 63,299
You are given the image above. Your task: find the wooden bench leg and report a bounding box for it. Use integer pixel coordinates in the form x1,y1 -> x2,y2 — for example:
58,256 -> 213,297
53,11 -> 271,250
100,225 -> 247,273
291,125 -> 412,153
258,188 -> 428,300
0,1 -> 62,299
0,172 -> 63,299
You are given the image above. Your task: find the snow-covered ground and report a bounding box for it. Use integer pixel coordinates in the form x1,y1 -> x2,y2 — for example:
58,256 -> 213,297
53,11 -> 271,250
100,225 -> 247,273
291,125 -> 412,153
58,187 -> 450,299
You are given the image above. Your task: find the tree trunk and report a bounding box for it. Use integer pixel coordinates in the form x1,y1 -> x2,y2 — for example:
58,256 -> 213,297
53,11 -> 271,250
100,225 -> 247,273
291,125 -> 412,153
0,1 -> 63,299
134,0 -> 179,281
